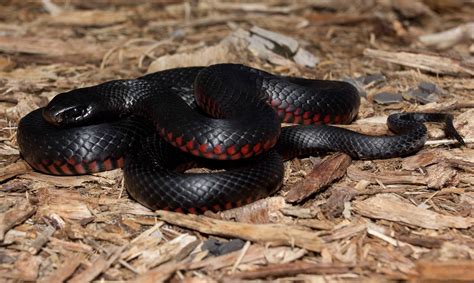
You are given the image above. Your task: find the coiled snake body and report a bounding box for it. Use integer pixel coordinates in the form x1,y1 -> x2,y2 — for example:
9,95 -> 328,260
17,64 -> 464,213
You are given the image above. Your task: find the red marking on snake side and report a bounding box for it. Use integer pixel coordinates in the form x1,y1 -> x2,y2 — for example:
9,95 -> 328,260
303,111 -> 311,119
236,200 -> 243,207
116,157 -> 125,168
303,119 -> 312,125
252,143 -> 261,153
243,152 -> 253,158
217,153 -> 228,160
283,112 -> 292,122
47,164 -> 60,175
88,161 -> 98,172
67,158 -> 77,165
263,139 -> 273,150
174,208 -> 183,213
224,202 -> 233,210
230,153 -> 242,160
190,149 -> 200,156
212,204 -> 222,211
333,115 -> 341,124
186,140 -> 195,150
203,152 -> 215,159
313,113 -> 321,122
42,159 -> 49,165
36,163 -> 48,173
245,196 -> 253,204
200,207 -> 208,213
167,132 -> 173,141
187,207 -> 197,214
60,164 -> 73,175
240,144 -> 250,155
74,164 -> 87,174
175,136 -> 183,146
323,115 -> 331,124
213,145 -> 223,154
103,159 -> 113,171
226,145 -> 236,155
293,115 -> 302,124
199,144 -> 209,153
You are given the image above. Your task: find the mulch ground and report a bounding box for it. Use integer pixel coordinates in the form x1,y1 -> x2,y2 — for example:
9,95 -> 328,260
1,0 -> 473,282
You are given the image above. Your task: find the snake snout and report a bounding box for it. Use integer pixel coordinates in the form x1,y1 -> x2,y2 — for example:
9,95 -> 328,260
43,105 -> 91,126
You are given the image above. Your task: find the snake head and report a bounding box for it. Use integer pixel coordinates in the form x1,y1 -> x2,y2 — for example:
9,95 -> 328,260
42,87 -> 108,127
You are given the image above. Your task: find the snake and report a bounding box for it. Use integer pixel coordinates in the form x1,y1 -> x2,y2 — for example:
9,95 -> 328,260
16,64 -> 465,213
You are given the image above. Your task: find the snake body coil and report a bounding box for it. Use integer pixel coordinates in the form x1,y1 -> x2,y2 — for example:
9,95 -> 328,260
17,64 -> 464,213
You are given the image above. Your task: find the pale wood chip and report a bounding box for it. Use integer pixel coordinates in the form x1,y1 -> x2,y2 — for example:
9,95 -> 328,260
0,36 -> 107,60
425,162 -> 458,189
37,187 -> 93,221
402,149 -> 450,170
347,165 -> 426,185
11,252 -> 41,281
364,48 -> 474,76
416,259 -> 474,281
155,210 -> 324,252
250,26 -> 299,54
38,253 -> 86,283
48,237 -> 94,254
147,41 -> 241,73
419,22 -> 474,50
353,194 -> 473,229
224,261 -> 353,280
213,197 -> 287,224
0,160 -> 32,182
0,200 -> 36,241
68,245 -> 127,283
28,225 -> 56,254
43,10 -> 131,27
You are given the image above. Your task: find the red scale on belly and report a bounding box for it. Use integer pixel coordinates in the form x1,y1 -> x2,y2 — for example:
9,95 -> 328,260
60,164 -> 73,175
48,164 -> 60,175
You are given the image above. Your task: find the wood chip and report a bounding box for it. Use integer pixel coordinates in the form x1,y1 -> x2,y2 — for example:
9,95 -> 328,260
419,22 -> 474,50
402,149 -> 449,170
38,253 -> 86,283
0,200 -> 36,241
347,165 -> 426,185
0,36 -> 107,61
225,261 -> 353,280
155,210 -> 324,252
250,26 -> 299,54
37,187 -> 93,221
44,10 -> 131,27
68,245 -> 127,283
214,196 -> 287,224
416,260 -> 474,281
353,194 -> 473,229
286,153 -> 352,203
147,40 -> 240,73
364,48 -> 474,76
425,162 -> 458,189
0,160 -> 32,182
10,252 -> 41,281
28,225 -> 56,254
